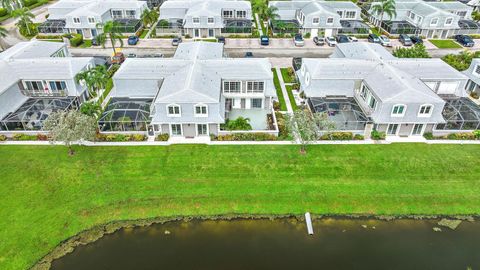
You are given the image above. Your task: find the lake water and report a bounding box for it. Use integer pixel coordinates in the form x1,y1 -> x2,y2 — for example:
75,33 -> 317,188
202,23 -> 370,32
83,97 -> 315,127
51,218 -> 480,270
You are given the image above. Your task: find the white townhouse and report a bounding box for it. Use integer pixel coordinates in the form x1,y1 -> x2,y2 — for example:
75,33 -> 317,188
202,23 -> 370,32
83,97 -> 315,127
158,0 -> 252,38
369,0 -> 477,38
297,43 -> 480,137
38,0 -> 148,38
102,42 -> 278,137
268,0 -> 368,38
0,41 -> 95,132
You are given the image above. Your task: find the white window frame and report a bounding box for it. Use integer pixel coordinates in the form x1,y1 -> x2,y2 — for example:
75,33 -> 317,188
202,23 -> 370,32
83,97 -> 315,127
73,17 -> 80,24
345,11 -> 356,19
223,10 -> 233,18
196,123 -> 209,136
475,65 -> 480,76
193,17 -> 200,24
111,10 -> 123,19
194,103 -> 208,117
236,10 -> 246,18
337,11 -> 343,18
418,104 -> 433,117
387,123 -> 400,136
411,123 -> 426,136
445,17 -> 453,26
430,18 -> 438,26
391,104 -> 406,117
125,10 -> 136,19
170,123 -> 183,136
312,17 -> 319,24
207,17 -> 214,24
23,80 -> 45,91
246,81 -> 264,93
46,80 -> 68,92
251,98 -> 263,109
223,80 -> 242,94
326,17 -> 334,25
88,17 -> 95,24
167,104 -> 181,117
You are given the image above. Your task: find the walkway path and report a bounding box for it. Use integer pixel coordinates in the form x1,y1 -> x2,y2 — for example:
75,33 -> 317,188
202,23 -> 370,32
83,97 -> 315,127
275,67 -> 293,113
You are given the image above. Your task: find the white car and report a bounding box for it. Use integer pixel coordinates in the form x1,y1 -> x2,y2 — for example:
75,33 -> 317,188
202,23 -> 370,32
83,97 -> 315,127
379,35 -> 392,47
347,36 -> 358,42
325,36 -> 337,47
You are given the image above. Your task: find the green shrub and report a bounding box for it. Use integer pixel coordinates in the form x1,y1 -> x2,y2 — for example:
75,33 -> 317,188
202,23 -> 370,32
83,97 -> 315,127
23,0 -> 38,7
423,132 -> 434,140
213,133 -> 277,141
447,132 -> 476,140
0,8 -> 8,17
393,44 -> 430,58
12,133 -> 38,141
221,117 -> 252,131
69,34 -> 83,47
156,133 -> 170,141
320,132 -> 354,140
304,32 -> 311,38
132,134 -> 146,141
371,130 -> 386,140
474,130 -> 480,139
107,64 -> 121,77
275,112 -> 290,139
353,134 -> 364,140
0,135 -> 7,141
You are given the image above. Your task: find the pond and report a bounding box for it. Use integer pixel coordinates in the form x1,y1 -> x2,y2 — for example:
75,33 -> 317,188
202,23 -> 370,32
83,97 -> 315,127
51,218 -> 480,270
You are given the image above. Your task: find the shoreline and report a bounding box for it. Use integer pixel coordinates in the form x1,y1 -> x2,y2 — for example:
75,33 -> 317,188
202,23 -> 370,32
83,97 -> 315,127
31,213 -> 477,270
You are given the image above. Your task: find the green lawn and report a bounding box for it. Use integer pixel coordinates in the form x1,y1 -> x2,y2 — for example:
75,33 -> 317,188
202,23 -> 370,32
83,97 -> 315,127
1,144 -> 480,270
280,67 -> 295,83
285,85 -> 298,111
429,39 -> 462,49
272,68 -> 287,111
79,39 -> 92,48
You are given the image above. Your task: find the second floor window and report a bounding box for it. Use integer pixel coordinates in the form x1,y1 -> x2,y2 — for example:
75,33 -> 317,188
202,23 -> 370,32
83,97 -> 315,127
345,11 -> 356,19
193,17 -> 200,24
73,17 -> 80,24
49,81 -> 67,91
24,80 -> 44,91
223,81 -> 241,93
236,10 -> 246,18
368,95 -> 377,110
391,104 -> 406,117
194,105 -> 207,116
337,11 -> 343,17
326,17 -> 334,24
208,17 -> 214,23
418,105 -> 433,117
312,17 -> 319,24
125,10 -> 136,19
88,17 -> 95,24
112,10 -> 123,19
223,10 -> 233,18
167,105 -> 181,116
430,18 -> 438,26
457,11 -> 467,18
445,17 -> 453,25
246,81 -> 264,93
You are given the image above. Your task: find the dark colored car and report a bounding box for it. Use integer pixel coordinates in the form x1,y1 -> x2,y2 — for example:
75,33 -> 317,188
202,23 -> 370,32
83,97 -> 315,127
367,33 -> 380,43
112,52 -> 125,64
91,38 -> 99,46
260,35 -> 269,46
127,36 -> 139,45
217,36 -> 226,44
336,34 -> 350,43
399,34 -> 413,46
244,52 -> 253,58
410,36 -> 423,44
455,34 -> 475,47
172,36 -> 182,46
294,33 -> 305,46
292,57 -> 302,71
313,36 -> 325,46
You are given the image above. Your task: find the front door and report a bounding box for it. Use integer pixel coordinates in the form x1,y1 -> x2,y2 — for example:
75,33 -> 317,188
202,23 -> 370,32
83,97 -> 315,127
194,29 -> 200,38
387,124 -> 399,136
208,28 -> 214,37
91,28 -> 98,37
411,124 -> 424,136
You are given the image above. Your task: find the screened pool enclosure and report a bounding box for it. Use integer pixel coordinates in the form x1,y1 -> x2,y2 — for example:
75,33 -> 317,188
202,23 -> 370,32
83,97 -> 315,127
435,98 -> 480,131
381,21 -> 420,35
308,97 -> 370,131
98,98 -> 153,132
38,20 -> 66,34
0,97 -> 79,131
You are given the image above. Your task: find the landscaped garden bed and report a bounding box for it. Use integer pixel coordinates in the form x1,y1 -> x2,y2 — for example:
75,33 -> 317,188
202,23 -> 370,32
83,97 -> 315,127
429,39 -> 462,49
424,131 -> 480,140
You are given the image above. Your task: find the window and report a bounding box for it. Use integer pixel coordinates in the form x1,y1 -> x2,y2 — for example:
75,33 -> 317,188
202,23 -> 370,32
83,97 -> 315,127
24,80 -> 44,91
345,11 -> 356,19
88,17 -> 95,24
430,18 -> 438,26
112,10 -> 123,19
223,81 -> 241,93
368,95 -> 377,110
475,65 -> 480,75
236,10 -> 246,18
246,81 -> 264,93
326,17 -> 334,24
171,124 -> 182,136
360,84 -> 368,100
445,17 -> 453,26
418,104 -> 433,117
197,124 -> 208,136
409,12 -> 415,20
337,11 -> 343,17
125,10 -> 136,19
312,17 -> 319,24
391,104 -> 406,117
412,124 -> 424,136
48,81 -> 67,92
73,17 -> 80,24
194,104 -> 208,116
223,10 -> 233,18
208,17 -> 214,24
457,11 -> 467,18
167,104 -> 181,116
251,98 -> 262,108
193,17 -> 200,24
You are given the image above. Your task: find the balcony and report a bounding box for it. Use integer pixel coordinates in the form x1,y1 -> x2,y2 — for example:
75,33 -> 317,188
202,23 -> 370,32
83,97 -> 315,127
20,90 -> 68,97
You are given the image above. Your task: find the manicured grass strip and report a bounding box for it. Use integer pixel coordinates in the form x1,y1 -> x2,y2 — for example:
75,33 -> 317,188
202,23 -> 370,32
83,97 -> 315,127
98,78 -> 113,106
79,39 -> 92,48
429,39 -> 462,49
285,85 -> 297,111
272,68 -> 287,111
280,68 -> 295,83
0,144 -> 480,270
139,29 -> 148,39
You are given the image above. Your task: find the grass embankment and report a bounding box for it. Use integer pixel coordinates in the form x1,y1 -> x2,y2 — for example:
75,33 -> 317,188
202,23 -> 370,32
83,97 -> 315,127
272,68 -> 287,111
429,39 -> 462,49
285,85 -> 298,110
0,144 -> 479,269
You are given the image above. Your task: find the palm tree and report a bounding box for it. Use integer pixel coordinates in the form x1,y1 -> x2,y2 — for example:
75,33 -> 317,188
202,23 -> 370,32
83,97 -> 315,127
12,7 -> 35,37
141,9 -> 159,28
263,6 -> 279,35
472,10 -> 480,22
0,26 -> 7,50
252,0 -> 267,16
370,0 -> 397,33
75,65 -> 109,97
96,21 -> 124,54
1,0 -> 20,12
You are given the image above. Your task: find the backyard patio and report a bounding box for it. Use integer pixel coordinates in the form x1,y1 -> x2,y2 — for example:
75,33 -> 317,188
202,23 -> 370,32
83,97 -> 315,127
225,109 -> 274,131
308,97 -> 370,131
98,98 -> 153,132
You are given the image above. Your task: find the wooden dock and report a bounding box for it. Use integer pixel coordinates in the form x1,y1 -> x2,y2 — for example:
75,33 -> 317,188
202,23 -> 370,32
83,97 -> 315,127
305,212 -> 314,235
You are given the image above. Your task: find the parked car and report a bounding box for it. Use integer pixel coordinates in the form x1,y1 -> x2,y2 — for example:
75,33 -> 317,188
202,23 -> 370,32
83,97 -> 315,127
217,36 -> 226,44
347,36 -> 358,42
313,36 -> 325,46
152,53 -> 164,58
91,38 -> 99,46
172,36 -> 182,46
260,35 -> 269,46
294,33 -> 305,47
399,34 -> 413,46
410,36 -> 423,44
127,36 -> 139,45
336,35 -> 350,43
127,53 -> 137,58
244,52 -> 254,58
292,57 -> 302,71
112,52 -> 125,64
325,36 -> 337,47
367,34 -> 380,43
455,34 -> 475,47
379,35 -> 392,47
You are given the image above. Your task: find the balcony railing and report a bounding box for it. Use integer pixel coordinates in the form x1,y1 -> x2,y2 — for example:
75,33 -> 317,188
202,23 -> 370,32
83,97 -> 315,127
20,90 -> 67,97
